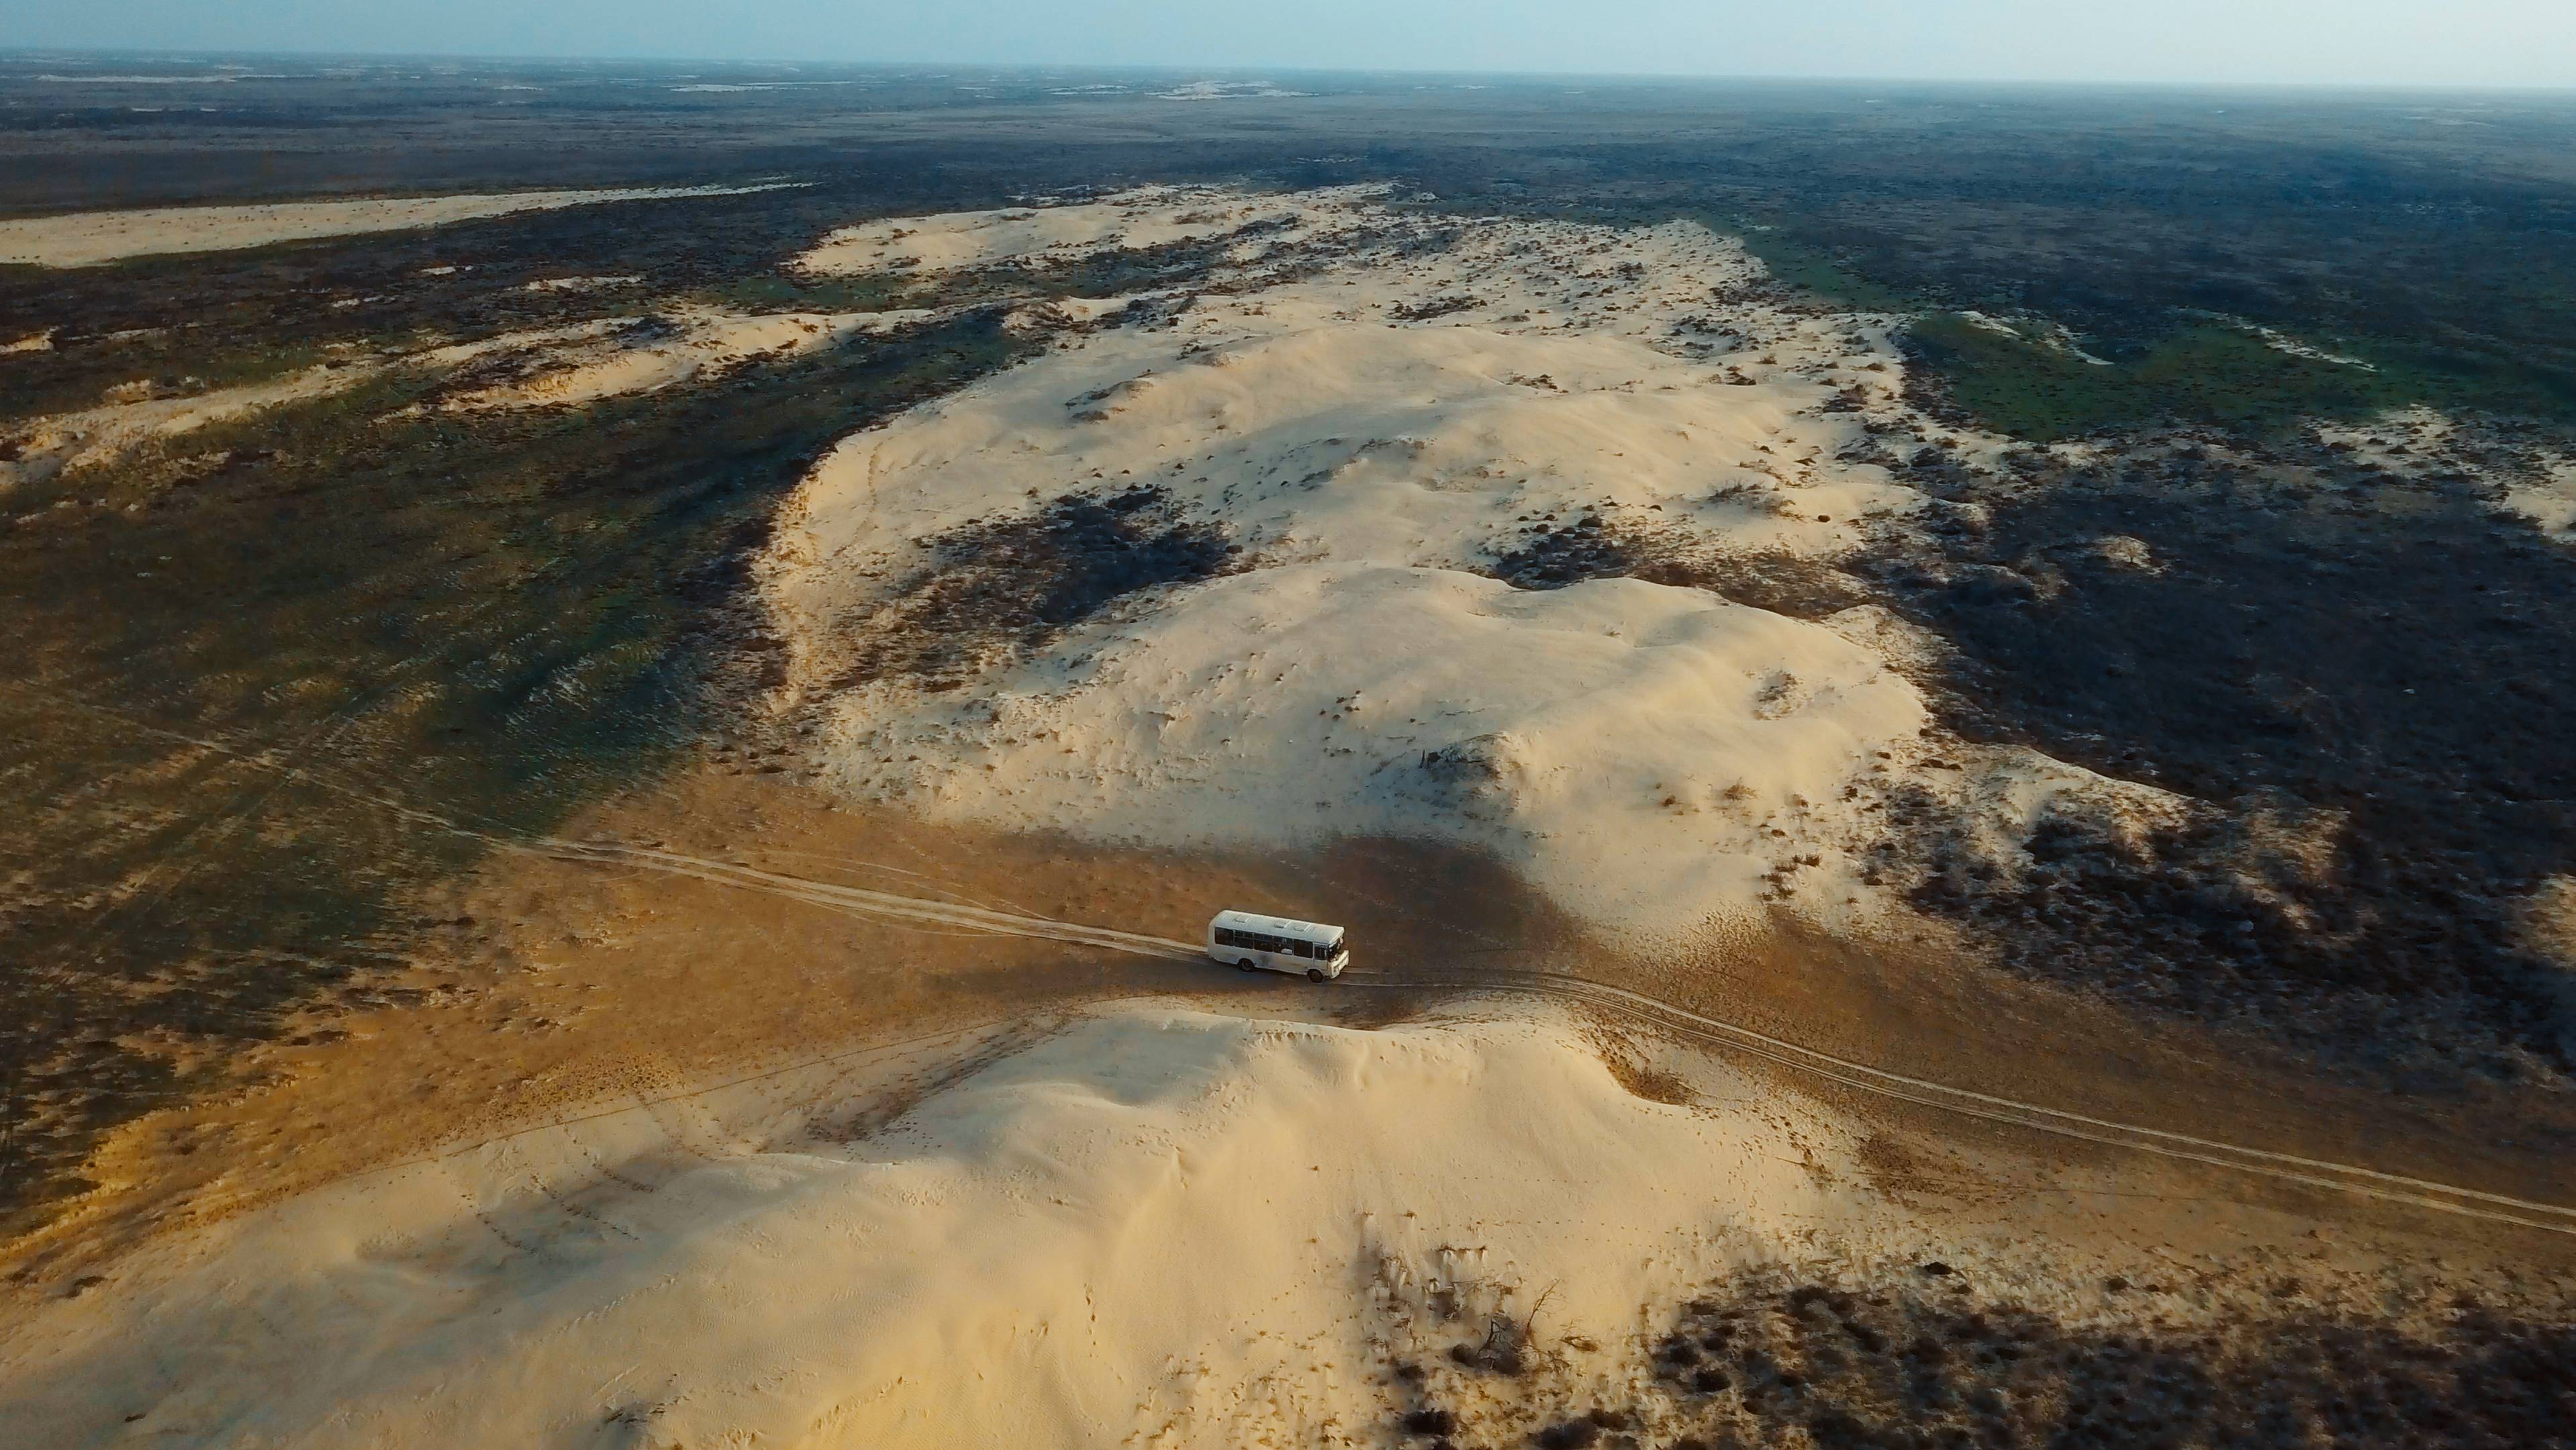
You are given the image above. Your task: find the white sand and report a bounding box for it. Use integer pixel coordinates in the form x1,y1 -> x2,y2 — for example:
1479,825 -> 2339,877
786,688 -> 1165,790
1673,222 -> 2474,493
2242,322 -> 2377,371
829,565 -> 1929,934
2316,407 -> 2576,536
2313,405 -> 2456,471
0,1000 -> 2158,1450
0,183 -> 796,268
0,305 -> 933,494
0,363 -> 379,492
795,183 -> 1378,278
520,273 -> 642,293
437,305 -> 937,411
765,187 -> 2166,945
1154,81 -> 1316,101
2504,456 -> 2576,537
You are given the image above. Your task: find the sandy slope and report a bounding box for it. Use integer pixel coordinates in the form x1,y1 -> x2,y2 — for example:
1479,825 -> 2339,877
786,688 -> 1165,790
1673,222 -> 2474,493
2316,406 -> 2576,536
0,362 -> 383,491
2508,457 -> 2576,537
835,565 -> 1931,936
795,183 -> 1376,277
0,307 -> 933,495
0,999 -> 2219,1450
434,305 -> 937,410
0,183 -> 796,267
765,186 -> 2170,947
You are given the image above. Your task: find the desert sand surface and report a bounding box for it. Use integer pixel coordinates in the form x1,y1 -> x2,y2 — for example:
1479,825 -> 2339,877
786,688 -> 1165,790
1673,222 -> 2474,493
0,183 -> 796,267
11,989 -> 2487,1450
2508,456 -> 2576,536
794,183 -> 1372,277
7,759 -> 2571,1449
429,304 -> 941,411
765,185 -> 2166,949
9,183 -> 2576,1449
2,998 -> 1878,1448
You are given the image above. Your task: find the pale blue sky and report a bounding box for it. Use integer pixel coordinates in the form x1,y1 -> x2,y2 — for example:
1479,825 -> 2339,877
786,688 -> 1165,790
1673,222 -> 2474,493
11,1 -> 2574,87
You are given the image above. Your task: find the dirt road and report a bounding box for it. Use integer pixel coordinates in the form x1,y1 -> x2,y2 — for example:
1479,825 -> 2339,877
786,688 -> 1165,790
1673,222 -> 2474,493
517,832 -> 2576,1239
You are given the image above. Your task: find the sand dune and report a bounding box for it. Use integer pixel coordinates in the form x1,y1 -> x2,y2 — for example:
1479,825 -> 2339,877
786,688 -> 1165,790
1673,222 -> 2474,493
830,565 -> 1929,937
0,305 -> 934,494
0,1000 -> 2146,1450
765,186 -> 2166,945
2508,457 -> 2576,536
0,183 -> 797,268
795,183 -> 1377,277
0,362 -> 382,491
435,305 -> 937,410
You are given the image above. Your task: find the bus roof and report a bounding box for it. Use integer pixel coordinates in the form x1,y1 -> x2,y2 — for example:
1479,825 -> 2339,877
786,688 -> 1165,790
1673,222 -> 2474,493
1210,909 -> 1343,938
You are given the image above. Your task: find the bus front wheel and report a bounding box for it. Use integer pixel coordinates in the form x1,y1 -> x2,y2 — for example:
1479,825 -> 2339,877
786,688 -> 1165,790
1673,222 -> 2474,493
1237,959 -> 1257,972
1306,968 -> 1326,983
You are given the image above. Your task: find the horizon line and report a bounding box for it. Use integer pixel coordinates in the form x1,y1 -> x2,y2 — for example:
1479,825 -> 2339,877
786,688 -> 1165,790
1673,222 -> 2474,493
4,46 -> 2573,95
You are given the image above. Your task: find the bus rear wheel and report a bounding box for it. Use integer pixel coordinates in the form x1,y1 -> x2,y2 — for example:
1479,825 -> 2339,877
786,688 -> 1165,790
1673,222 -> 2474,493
1306,968 -> 1326,983
1237,959 -> 1257,972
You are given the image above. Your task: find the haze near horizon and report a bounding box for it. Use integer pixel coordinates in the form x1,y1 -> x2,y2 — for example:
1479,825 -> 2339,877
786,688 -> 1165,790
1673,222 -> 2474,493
6,0 -> 2575,89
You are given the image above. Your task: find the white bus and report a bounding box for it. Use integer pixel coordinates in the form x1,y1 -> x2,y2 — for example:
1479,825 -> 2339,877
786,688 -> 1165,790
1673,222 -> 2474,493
1207,910 -> 1349,981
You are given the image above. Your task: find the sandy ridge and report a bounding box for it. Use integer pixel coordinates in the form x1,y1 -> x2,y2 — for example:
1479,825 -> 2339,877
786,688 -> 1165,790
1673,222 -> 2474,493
1346,971 -> 2576,1235
0,183 -> 802,267
0,989 -> 2450,1450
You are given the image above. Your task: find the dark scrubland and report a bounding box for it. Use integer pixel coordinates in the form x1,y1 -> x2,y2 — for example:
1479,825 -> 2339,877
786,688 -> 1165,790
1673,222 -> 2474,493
0,181 -> 1265,428
1858,438 -> 2576,1086
1384,88 -> 2576,437
1476,442 -> 2576,1088
843,485 -> 1238,687
1484,505 -> 1869,619
0,304 -> 1031,1226
1400,1270 -> 2576,1450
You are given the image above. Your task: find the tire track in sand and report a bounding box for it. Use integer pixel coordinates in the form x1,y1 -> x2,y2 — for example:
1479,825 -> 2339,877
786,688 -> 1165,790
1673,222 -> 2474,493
526,837 -> 2576,1240
8,685 -> 2569,1243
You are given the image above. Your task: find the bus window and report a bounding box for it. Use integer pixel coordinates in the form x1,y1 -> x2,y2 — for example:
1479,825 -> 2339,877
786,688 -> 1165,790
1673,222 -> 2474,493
1290,939 -> 1313,958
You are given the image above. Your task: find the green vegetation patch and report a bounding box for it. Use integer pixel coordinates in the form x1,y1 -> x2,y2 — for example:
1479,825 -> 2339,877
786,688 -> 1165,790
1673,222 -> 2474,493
1905,314 -> 2414,441
1723,223 -> 1920,314
691,272 -> 914,316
